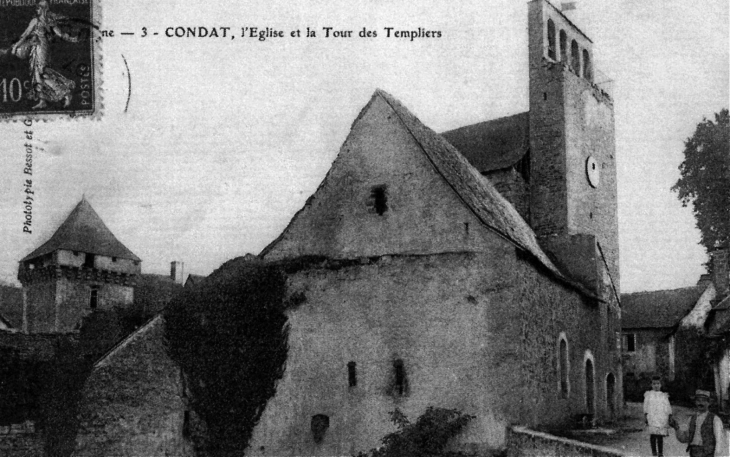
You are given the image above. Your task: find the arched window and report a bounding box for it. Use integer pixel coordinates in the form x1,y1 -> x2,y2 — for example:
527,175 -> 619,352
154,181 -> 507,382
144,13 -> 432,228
557,333 -> 570,398
583,49 -> 592,81
606,373 -> 616,417
547,19 -> 556,60
584,351 -> 595,415
571,40 -> 581,75
559,30 -> 567,62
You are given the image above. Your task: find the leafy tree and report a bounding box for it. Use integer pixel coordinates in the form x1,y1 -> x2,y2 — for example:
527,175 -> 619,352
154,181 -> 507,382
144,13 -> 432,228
356,407 -> 476,457
165,256 -> 290,456
671,109 -> 730,263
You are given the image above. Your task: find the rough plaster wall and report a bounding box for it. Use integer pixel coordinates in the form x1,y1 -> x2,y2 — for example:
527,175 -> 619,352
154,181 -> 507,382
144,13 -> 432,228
248,250 -> 621,455
73,316 -> 192,457
563,71 -> 619,292
264,95 -> 501,262
56,250 -> 140,275
24,281 -> 55,333
57,278 -> 133,332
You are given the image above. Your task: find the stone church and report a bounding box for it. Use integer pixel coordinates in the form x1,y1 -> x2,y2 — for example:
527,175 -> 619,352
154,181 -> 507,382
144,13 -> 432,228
73,1 -> 622,455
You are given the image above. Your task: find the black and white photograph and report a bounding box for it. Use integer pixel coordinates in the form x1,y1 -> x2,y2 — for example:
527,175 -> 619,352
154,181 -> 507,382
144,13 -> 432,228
0,0 -> 727,456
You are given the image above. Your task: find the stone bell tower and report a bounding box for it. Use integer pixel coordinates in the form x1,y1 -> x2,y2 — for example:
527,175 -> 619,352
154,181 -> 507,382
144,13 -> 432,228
527,0 -> 619,295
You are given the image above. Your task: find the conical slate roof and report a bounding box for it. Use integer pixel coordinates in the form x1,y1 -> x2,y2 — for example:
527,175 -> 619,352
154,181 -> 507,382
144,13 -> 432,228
21,199 -> 140,262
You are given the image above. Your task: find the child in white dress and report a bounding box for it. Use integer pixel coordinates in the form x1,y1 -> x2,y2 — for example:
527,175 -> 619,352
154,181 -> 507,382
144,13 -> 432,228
644,375 -> 673,457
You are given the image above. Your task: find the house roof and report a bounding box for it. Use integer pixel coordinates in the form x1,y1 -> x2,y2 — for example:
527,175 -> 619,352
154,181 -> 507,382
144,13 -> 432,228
21,199 -> 140,262
621,286 -> 705,329
185,274 -> 206,288
374,90 -> 570,284
136,274 -> 184,314
440,112 -> 530,173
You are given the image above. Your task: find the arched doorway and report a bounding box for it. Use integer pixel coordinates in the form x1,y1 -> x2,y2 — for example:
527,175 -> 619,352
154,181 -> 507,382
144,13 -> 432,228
606,373 -> 616,418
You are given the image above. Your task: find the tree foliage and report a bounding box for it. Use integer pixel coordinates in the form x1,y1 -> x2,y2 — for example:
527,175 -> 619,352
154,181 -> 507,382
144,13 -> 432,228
356,407 -> 476,457
671,109 -> 730,261
164,256 -> 290,456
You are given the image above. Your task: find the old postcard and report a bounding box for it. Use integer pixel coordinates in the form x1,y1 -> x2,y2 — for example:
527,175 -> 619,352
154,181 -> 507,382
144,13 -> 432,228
0,0 -> 726,456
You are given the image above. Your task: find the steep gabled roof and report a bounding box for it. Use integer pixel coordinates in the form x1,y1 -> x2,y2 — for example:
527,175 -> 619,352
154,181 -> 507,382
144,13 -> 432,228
621,286 -> 705,329
21,199 -> 140,262
441,112 -> 530,173
371,90 -> 565,280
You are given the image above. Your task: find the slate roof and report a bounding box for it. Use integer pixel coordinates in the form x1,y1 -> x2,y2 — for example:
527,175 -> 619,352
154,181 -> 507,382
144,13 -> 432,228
621,286 -> 705,329
365,91 -> 566,283
441,112 -> 529,173
136,274 -> 184,314
21,199 -> 140,262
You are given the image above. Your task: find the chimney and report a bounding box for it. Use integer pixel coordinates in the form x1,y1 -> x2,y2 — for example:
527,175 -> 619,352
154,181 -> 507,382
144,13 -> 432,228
711,249 -> 729,299
171,261 -> 184,285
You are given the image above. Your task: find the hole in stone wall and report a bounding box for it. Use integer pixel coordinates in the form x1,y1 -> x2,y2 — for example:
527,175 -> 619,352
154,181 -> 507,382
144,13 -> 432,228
348,361 -> 357,387
311,414 -> 330,444
543,92 -> 547,101
393,359 -> 408,396
89,288 -> 98,309
370,185 -> 388,215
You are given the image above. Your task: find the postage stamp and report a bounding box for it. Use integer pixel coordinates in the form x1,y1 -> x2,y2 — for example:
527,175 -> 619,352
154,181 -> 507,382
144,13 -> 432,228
0,0 -> 100,120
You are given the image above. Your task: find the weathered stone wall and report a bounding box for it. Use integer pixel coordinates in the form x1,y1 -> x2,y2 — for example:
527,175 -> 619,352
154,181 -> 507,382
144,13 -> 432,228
506,426 -> 625,457
248,248 -> 622,455
263,95 -> 506,262
24,281 -> 55,333
485,169 -> 530,221
527,0 -> 620,293
0,423 -> 44,457
23,275 -> 134,334
73,315 -> 193,457
56,277 -> 133,332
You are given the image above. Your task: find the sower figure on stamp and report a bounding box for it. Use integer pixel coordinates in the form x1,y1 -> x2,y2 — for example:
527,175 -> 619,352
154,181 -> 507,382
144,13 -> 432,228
11,0 -> 79,109
671,389 -> 727,457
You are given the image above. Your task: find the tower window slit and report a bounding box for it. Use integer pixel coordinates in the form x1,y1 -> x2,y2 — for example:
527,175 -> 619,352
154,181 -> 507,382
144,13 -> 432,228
347,361 -> 357,387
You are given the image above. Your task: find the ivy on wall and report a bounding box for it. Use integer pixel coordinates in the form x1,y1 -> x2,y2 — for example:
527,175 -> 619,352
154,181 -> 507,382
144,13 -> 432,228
355,407 -> 476,457
165,256 -> 290,456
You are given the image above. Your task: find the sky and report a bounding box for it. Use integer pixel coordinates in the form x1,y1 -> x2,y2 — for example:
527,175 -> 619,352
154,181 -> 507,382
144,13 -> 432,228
0,0 -> 727,293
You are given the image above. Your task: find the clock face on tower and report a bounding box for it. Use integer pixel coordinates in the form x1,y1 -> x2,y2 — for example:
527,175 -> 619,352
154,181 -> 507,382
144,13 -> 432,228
586,156 -> 600,188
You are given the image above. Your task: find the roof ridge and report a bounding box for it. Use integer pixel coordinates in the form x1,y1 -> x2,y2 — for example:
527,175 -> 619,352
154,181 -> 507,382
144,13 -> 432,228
21,199 -> 140,262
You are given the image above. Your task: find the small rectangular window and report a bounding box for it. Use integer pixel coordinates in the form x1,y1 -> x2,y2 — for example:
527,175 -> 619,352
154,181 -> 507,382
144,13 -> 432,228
347,361 -> 357,387
89,289 -> 98,309
622,333 -> 636,353
369,185 -> 388,215
393,359 -> 407,396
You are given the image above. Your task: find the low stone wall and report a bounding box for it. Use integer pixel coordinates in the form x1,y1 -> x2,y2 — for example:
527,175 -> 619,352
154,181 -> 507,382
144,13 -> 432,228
0,421 -> 44,457
506,426 -> 625,457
